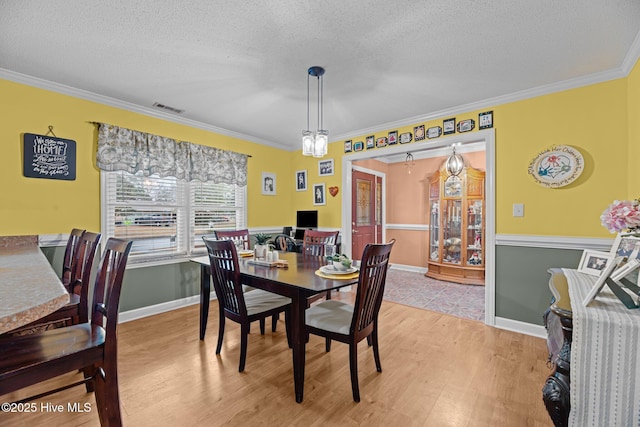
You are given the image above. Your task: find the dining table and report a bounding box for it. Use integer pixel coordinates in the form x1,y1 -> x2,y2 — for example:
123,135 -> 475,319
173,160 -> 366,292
0,235 -> 69,334
191,251 -> 359,403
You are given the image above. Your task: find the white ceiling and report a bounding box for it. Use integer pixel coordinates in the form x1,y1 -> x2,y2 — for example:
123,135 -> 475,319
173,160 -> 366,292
1,1 -> 639,152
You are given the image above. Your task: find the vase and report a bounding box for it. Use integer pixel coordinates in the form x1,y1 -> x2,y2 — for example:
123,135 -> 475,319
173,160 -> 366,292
254,244 -> 268,259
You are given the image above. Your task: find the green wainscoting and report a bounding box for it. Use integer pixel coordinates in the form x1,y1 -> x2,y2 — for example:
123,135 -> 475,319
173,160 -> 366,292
43,243 -> 584,327
41,245 -> 202,312
495,245 -> 582,325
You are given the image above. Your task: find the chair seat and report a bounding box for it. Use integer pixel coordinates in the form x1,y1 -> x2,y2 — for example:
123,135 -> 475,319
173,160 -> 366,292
244,289 -> 291,316
0,324 -> 105,394
306,300 -> 354,335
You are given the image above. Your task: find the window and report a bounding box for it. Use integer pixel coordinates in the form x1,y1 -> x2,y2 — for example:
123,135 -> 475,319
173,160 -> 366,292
102,170 -> 246,263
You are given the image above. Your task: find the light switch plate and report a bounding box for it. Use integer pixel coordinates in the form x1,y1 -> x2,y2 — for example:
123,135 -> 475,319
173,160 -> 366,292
513,203 -> 524,217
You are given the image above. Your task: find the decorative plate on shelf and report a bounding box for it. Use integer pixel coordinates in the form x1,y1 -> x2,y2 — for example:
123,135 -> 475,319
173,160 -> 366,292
527,145 -> 584,188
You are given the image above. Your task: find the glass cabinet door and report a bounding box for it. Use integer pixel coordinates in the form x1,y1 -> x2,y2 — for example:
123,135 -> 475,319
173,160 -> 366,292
429,200 -> 439,261
466,200 -> 483,266
442,199 -> 462,264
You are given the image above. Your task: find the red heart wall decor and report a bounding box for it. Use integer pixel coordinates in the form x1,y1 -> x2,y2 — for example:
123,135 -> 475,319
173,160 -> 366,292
329,186 -> 339,197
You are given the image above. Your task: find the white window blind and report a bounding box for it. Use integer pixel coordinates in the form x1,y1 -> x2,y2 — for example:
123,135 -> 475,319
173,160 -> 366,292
102,170 -> 246,262
191,180 -> 246,251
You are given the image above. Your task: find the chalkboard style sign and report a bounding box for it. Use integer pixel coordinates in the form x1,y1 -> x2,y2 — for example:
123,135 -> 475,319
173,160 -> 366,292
23,133 -> 76,180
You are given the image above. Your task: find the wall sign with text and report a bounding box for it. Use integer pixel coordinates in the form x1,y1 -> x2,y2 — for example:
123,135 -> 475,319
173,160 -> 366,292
23,133 -> 76,180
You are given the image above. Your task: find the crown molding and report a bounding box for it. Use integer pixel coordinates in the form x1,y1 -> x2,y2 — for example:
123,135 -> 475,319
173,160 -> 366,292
331,68 -> 627,145
622,29 -> 640,75
0,68 -> 288,151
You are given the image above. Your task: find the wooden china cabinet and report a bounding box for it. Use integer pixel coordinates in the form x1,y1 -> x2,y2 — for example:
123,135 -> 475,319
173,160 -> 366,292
426,165 -> 485,285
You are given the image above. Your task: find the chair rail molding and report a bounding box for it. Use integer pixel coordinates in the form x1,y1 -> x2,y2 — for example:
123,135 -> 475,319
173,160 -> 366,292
495,234 -> 613,252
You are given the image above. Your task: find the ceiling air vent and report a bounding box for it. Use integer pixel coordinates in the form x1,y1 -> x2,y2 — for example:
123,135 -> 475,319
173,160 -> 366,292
152,102 -> 185,114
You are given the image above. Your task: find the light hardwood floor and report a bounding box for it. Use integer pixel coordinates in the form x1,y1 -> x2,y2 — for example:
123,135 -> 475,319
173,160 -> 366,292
1,291 -> 553,426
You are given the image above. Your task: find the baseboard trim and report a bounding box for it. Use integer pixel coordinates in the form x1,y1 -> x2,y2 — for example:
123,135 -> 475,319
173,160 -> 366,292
388,263 -> 428,274
119,294 -> 216,324
494,316 -> 546,339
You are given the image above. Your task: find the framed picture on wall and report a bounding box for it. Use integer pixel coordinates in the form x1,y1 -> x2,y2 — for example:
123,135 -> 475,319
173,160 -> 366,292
313,183 -> 326,205
318,159 -> 334,176
295,170 -> 307,191
388,130 -> 398,145
353,141 -> 364,152
443,117 -> 456,135
414,125 -> 426,141
344,140 -> 352,153
261,172 -> 276,195
366,135 -> 375,150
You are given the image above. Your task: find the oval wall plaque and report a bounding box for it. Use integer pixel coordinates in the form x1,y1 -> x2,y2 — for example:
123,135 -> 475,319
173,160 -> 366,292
527,145 -> 584,188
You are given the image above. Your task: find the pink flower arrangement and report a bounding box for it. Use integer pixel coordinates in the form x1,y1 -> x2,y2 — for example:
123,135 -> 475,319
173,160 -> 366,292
600,199 -> 640,233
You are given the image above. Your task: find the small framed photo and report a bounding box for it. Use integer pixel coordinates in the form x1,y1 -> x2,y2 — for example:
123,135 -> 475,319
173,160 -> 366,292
388,130 -> 398,145
427,126 -> 442,139
479,111 -> 493,129
261,172 -> 276,195
583,256 -> 624,306
457,119 -> 475,133
578,250 -> 614,276
318,159 -> 334,176
313,183 -> 326,205
376,136 -> 388,148
344,140 -> 352,153
366,135 -> 375,149
443,118 -> 456,135
399,132 -> 412,144
414,125 -> 426,141
295,170 -> 307,191
353,141 -> 364,152
610,233 -> 640,259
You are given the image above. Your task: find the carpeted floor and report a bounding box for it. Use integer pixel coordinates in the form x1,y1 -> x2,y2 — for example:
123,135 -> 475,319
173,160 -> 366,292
382,269 -> 485,321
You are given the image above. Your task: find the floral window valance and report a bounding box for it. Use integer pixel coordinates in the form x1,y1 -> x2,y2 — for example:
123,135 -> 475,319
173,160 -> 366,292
96,123 -> 248,186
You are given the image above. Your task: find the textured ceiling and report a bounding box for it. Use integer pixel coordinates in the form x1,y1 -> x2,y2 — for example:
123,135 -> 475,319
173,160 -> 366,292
1,1 -> 639,151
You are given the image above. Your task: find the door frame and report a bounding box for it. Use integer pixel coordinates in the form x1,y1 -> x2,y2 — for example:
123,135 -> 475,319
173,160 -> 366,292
351,165 -> 386,255
340,128 -> 496,326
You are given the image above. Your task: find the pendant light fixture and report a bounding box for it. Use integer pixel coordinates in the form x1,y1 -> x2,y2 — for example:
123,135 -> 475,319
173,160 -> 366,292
445,145 -> 464,177
405,152 -> 415,174
302,66 -> 328,157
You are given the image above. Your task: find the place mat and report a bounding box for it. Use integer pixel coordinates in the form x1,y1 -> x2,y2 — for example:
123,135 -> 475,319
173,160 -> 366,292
315,269 -> 359,280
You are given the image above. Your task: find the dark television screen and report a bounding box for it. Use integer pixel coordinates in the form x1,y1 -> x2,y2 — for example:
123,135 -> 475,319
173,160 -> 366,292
296,210 -> 318,228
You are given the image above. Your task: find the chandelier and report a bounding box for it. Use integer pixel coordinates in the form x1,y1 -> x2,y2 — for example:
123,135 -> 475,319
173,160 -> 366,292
445,145 -> 464,177
302,66 -> 328,157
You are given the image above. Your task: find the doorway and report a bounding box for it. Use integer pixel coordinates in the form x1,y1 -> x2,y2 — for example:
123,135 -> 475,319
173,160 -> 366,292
341,129 -> 496,325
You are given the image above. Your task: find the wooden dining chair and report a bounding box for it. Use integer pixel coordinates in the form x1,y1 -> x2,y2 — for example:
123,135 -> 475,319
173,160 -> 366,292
9,231 -> 102,334
302,229 -> 339,256
203,238 -> 292,372
305,239 -> 395,402
271,234 -> 298,252
0,238 -> 133,426
62,228 -> 86,288
303,230 -> 340,303
215,229 -> 250,251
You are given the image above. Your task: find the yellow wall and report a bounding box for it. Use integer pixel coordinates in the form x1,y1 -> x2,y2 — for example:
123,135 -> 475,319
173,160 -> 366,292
628,58 -> 640,196
1,68 -> 636,239
0,79 -> 293,235
325,78 -> 629,238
